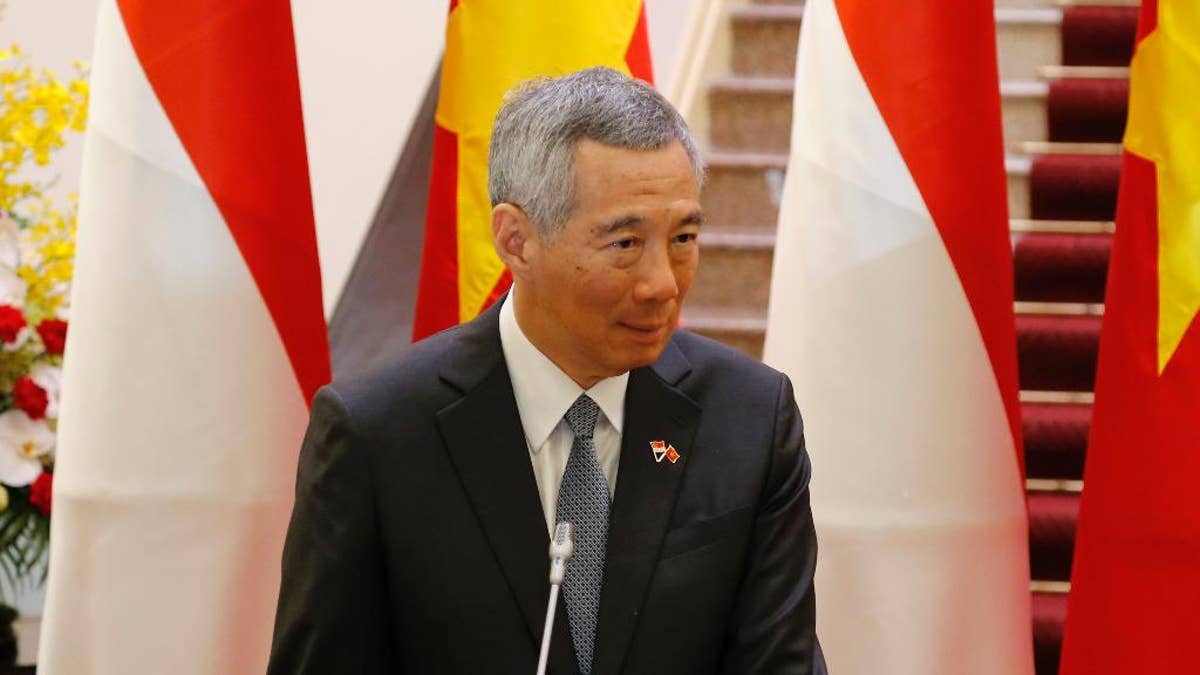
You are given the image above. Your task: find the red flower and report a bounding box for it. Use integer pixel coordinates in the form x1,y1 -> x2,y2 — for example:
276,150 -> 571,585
12,377 -> 48,419
30,472 -> 52,517
36,319 -> 67,355
0,305 -> 26,343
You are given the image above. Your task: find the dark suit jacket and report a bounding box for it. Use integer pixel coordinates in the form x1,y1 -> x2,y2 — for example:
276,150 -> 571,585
268,300 -> 825,674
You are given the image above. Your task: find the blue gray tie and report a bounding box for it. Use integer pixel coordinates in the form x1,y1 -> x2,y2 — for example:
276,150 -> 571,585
555,394 -> 609,674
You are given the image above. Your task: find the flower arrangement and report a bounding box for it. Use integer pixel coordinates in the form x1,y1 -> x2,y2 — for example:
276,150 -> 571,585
0,42 -> 87,590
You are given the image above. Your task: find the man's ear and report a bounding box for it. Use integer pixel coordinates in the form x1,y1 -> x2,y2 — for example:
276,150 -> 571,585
492,202 -> 538,281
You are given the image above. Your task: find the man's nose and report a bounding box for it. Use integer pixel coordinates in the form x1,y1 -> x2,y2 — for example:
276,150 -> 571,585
633,245 -> 679,302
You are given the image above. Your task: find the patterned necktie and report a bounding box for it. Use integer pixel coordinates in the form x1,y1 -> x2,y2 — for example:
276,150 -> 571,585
555,394 -> 610,675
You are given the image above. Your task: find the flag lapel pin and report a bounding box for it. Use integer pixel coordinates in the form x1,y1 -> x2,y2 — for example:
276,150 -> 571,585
650,440 -> 681,464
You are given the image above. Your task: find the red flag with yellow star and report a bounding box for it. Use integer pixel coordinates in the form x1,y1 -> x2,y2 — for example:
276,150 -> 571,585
412,0 -> 654,340
1060,1 -> 1200,671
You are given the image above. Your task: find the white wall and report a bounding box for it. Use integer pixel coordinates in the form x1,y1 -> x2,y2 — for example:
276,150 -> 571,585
646,0 -> 694,95
292,0 -> 448,315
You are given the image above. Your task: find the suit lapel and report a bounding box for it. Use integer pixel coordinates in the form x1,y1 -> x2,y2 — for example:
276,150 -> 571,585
592,340 -> 700,675
435,303 -> 579,673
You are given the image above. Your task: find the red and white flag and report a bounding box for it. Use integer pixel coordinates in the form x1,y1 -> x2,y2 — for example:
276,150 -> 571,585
38,0 -> 329,672
762,1 -> 1032,672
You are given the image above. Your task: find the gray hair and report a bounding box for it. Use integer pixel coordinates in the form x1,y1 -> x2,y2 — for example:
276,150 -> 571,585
487,67 -> 705,238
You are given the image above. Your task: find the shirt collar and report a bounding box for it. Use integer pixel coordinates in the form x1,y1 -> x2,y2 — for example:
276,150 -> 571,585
499,288 -> 629,453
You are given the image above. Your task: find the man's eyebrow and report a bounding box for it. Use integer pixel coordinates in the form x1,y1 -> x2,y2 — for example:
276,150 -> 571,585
594,214 -> 646,236
681,210 -> 704,226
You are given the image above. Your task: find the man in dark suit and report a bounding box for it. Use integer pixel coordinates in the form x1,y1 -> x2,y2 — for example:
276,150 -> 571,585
268,67 -> 825,674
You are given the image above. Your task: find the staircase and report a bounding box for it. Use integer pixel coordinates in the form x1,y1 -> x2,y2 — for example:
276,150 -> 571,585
681,1 -> 1140,673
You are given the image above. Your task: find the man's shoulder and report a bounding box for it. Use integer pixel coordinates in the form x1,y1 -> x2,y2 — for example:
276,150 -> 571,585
321,322 -> 477,426
668,329 -> 786,399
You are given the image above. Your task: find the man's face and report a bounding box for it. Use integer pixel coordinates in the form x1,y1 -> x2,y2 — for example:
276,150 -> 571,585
518,138 -> 702,385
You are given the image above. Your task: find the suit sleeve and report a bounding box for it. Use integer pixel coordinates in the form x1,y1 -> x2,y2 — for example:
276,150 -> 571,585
719,374 -> 827,675
267,386 -> 394,674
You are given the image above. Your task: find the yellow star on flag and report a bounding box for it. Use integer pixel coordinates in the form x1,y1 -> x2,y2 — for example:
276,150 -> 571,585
1123,1 -> 1200,373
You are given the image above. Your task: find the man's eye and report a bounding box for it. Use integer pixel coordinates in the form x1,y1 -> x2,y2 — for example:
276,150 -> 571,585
611,238 -> 637,250
673,232 -> 698,244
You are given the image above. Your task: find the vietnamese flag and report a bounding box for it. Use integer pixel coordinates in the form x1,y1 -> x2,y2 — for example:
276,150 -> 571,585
411,0 -> 654,340
1060,2 -> 1200,672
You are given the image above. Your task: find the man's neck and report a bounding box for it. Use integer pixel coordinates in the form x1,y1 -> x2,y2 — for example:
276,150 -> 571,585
511,285 -> 604,389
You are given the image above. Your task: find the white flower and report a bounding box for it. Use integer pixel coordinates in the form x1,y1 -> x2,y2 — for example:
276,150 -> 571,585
0,410 -> 52,487
2,326 -> 31,352
0,268 -> 26,308
29,363 -> 62,419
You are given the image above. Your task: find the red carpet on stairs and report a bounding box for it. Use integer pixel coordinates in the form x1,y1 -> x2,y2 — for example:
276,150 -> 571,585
1047,78 -> 1129,143
1022,402 -> 1090,480
1061,5 -> 1139,67
1030,154 -> 1121,221
1013,232 -> 1110,303
1017,314 -> 1102,391
1028,491 -> 1080,581
1033,592 -> 1069,675
1018,5 -> 1139,674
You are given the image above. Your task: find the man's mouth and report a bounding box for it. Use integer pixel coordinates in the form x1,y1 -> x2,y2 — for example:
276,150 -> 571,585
620,321 -> 669,343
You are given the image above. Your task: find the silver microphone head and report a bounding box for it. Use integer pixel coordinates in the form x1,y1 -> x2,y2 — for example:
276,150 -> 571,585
550,522 -> 574,562
548,523 -> 574,585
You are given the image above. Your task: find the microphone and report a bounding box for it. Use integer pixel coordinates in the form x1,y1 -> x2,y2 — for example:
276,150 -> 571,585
536,522 -> 574,675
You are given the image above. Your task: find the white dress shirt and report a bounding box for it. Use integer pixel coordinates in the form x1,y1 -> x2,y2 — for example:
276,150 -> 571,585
499,290 -> 629,536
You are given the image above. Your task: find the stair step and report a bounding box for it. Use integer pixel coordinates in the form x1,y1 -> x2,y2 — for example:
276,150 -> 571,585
997,5 -> 1138,80
706,149 -> 1117,235
690,232 -> 773,309
712,77 -> 1129,154
1062,4 -> 1139,67
683,308 -> 1103,392
708,77 -> 793,153
1008,156 -> 1033,219
1037,64 -> 1130,79
706,81 -> 1127,157
729,4 -> 803,78
1002,81 -> 1051,147
1030,153 -> 1122,221
702,152 -> 788,232
679,307 -> 767,358
1029,490 -> 1079,581
1013,230 -> 1110,303
688,225 -> 1110,310
1002,77 -> 1129,147
1023,402 -> 1091,480
1016,313 -> 1101,391
997,8 -> 1063,80
1032,590 -> 1069,675
1010,219 -> 1114,234
1048,77 -> 1129,143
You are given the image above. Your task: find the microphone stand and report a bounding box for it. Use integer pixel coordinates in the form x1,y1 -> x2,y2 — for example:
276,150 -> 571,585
536,522 -> 574,675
